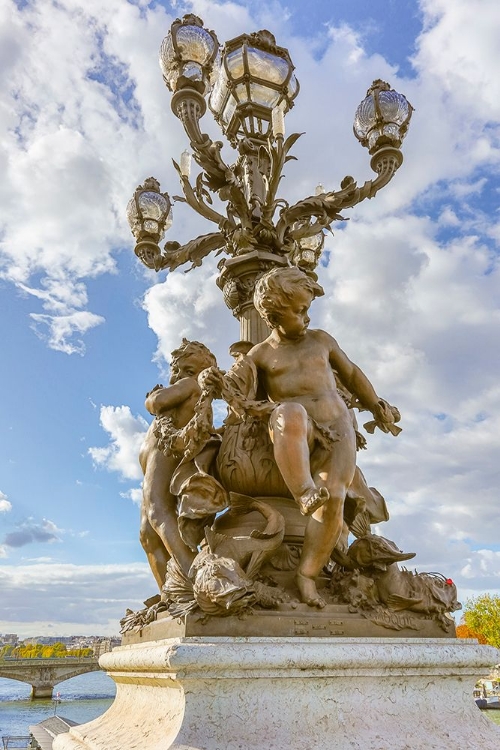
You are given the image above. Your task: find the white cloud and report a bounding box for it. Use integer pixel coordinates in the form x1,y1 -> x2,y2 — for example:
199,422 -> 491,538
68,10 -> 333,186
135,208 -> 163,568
89,406 -> 148,481
143,257 -> 237,371
0,0 -> 180,354
30,310 -> 106,355
0,491 -> 12,513
120,488 -> 143,506
416,0 -> 500,120
0,561 -> 151,632
2,517 -> 63,549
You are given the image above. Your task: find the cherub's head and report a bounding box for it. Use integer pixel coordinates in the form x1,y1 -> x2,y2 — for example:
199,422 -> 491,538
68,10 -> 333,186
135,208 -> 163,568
169,339 -> 216,384
254,267 -> 324,338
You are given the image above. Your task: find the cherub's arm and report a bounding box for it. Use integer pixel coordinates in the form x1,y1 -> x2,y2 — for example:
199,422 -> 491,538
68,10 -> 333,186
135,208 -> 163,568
145,378 -> 199,416
327,335 -> 379,410
326,333 -> 401,433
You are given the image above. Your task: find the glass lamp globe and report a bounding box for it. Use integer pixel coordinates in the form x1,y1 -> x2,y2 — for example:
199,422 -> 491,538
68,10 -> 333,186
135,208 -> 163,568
126,178 -> 172,271
159,14 -> 219,95
354,80 -> 413,154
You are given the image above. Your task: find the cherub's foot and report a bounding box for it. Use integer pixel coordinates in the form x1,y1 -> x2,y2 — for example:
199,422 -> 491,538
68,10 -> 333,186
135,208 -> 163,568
297,486 -> 329,516
296,572 -> 326,608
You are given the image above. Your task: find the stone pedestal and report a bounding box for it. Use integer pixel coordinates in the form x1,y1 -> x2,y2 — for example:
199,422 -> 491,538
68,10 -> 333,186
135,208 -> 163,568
53,637 -> 500,750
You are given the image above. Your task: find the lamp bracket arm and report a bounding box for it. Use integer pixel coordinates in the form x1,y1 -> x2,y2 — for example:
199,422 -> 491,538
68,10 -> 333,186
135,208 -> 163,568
290,217 -> 337,241
276,146 -> 403,241
172,159 -> 235,231
159,231 -> 227,272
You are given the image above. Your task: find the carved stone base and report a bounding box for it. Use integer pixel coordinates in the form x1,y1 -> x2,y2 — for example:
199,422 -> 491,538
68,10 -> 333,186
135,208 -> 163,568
121,603 -> 456,644
53,637 -> 500,750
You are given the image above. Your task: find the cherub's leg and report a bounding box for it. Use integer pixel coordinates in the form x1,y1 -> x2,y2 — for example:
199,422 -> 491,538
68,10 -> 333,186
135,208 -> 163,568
296,429 -> 356,607
139,512 -> 170,591
269,403 -> 329,516
143,452 -> 196,576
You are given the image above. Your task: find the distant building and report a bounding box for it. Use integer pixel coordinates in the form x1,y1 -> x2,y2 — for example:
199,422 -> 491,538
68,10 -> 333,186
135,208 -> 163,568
92,637 -> 121,657
0,634 -> 18,645
22,636 -> 73,646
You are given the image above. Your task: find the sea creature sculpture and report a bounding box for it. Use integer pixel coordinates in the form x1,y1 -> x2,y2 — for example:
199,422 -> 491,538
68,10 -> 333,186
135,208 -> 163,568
346,534 -> 461,628
205,492 -> 286,579
163,493 -> 288,617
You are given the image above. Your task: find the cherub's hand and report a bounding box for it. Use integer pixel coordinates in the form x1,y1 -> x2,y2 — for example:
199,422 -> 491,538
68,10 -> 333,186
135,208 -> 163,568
198,366 -> 225,397
364,399 -> 402,436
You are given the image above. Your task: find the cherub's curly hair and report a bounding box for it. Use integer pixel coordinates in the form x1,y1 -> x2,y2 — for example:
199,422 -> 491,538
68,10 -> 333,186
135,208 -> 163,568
170,338 -> 216,370
254,266 -> 324,326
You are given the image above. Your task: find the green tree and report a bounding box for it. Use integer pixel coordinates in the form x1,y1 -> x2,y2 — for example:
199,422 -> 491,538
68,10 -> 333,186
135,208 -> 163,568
464,594 -> 500,648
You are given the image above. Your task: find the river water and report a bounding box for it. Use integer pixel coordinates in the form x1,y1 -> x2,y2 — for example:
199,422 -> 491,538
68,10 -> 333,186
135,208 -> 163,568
0,671 -> 115,741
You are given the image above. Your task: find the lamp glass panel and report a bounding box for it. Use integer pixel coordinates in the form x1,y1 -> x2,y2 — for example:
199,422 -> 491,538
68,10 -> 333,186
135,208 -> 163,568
233,82 -> 249,104
144,219 -> 159,235
367,128 -> 382,150
222,95 -> 237,125
249,82 -> 280,108
181,61 -> 204,84
126,199 -> 139,233
300,233 -> 323,251
383,123 -> 401,139
353,96 -> 376,139
377,90 -> 410,125
225,48 -> 245,79
160,33 -> 175,64
287,73 -> 299,99
247,47 -> 289,84
300,249 -> 317,264
209,65 -> 230,114
175,24 -> 216,64
138,191 -> 170,221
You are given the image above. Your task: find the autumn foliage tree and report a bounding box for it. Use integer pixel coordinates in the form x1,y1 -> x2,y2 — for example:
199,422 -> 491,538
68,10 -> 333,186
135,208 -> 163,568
463,594 -> 500,648
456,622 -> 487,644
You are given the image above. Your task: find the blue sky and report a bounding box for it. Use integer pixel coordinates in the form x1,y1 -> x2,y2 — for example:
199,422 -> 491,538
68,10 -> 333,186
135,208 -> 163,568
1,0 -> 499,636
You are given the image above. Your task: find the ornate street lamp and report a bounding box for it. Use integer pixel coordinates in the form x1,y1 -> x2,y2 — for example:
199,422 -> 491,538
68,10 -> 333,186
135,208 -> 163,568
128,14 -> 413,343
159,14 -> 219,95
126,177 -> 172,272
208,29 -> 299,143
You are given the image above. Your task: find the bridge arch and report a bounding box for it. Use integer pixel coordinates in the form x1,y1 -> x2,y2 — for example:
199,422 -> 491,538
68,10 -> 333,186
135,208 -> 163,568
0,657 -> 101,698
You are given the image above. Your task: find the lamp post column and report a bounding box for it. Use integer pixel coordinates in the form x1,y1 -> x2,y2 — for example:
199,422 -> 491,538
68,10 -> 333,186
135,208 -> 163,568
217,249 -> 288,344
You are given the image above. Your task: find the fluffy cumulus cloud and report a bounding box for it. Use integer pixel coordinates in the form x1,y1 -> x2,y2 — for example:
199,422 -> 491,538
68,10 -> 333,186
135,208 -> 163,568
88,405 -> 148,481
0,0 -> 186,354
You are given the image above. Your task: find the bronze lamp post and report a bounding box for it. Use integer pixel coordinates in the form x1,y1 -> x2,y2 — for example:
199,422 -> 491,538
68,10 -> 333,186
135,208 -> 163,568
127,14 -> 413,344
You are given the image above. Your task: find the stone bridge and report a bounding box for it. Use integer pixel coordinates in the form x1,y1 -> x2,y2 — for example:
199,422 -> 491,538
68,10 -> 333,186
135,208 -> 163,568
0,657 -> 102,698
